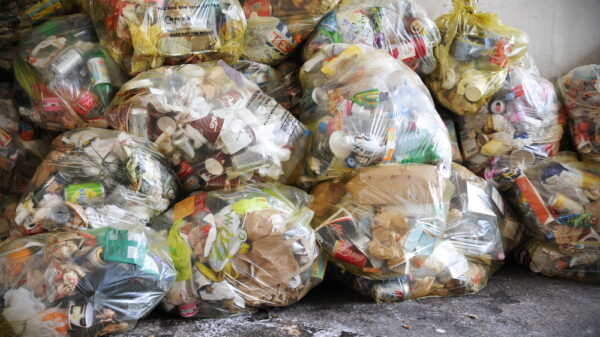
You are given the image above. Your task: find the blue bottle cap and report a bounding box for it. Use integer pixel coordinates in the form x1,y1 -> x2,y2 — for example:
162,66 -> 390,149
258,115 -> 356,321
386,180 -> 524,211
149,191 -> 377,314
318,122 -> 327,134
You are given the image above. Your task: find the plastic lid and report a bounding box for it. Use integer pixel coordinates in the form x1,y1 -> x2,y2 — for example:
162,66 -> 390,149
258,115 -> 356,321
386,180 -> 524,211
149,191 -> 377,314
205,157 -> 225,176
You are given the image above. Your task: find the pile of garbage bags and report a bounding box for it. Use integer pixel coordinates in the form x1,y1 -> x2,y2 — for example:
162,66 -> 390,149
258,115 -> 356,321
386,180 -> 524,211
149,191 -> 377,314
427,0 -> 529,116
0,226 -> 175,336
242,0 -> 339,65
106,62 -> 308,192
152,184 -> 323,317
488,153 -> 600,282
311,162 -> 515,301
302,0 -> 440,76
299,44 -> 452,185
456,64 -> 564,174
558,65 -> 600,159
88,0 -> 247,75
12,128 -> 180,236
14,14 -> 127,131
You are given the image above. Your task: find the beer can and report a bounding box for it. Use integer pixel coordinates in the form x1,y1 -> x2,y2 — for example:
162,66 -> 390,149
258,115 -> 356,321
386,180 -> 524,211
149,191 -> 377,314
50,48 -> 84,76
64,182 -> 105,204
373,276 -> 411,302
548,193 -> 585,215
128,107 -> 149,138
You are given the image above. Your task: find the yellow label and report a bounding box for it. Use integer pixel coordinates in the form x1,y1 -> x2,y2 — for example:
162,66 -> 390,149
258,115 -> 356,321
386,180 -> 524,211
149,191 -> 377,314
174,196 -> 195,221
321,45 -> 364,77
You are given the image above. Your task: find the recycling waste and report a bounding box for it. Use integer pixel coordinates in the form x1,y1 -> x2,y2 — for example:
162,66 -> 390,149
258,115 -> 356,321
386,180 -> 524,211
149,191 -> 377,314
88,0 -> 247,75
14,14 -> 127,131
12,128 -> 180,236
456,61 -> 564,175
298,44 -> 452,186
487,153 -> 600,283
0,225 -> 176,336
303,0 -> 440,76
106,62 -> 308,192
557,65 -> 600,161
150,184 -> 324,317
242,0 -> 340,65
427,0 -> 529,116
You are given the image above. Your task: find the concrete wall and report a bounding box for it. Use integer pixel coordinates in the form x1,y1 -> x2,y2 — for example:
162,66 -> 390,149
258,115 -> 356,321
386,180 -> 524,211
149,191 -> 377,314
418,0 -> 600,80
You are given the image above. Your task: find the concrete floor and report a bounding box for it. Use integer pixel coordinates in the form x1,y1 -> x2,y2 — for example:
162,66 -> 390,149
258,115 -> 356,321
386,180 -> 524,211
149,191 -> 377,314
124,262 -> 600,337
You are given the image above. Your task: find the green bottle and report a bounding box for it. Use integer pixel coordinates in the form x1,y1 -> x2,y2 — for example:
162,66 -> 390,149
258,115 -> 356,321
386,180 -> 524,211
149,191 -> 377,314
85,48 -> 114,107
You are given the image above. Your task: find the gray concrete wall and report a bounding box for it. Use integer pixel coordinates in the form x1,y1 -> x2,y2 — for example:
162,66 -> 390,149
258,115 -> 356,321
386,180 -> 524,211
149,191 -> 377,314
418,0 -> 600,80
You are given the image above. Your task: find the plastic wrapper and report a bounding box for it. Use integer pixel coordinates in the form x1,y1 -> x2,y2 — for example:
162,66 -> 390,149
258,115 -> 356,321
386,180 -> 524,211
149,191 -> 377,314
241,0 -> 339,65
302,0 -> 440,76
298,44 -> 452,185
487,153 -> 600,282
310,164 -> 451,280
323,162 -> 517,301
149,184 -> 324,317
0,0 -> 77,45
427,0 -> 529,116
12,128 -> 180,236
233,59 -> 302,116
457,65 -> 564,175
0,225 -> 176,336
88,0 -> 247,75
106,62 -> 309,193
557,65 -> 600,159
13,14 -> 128,131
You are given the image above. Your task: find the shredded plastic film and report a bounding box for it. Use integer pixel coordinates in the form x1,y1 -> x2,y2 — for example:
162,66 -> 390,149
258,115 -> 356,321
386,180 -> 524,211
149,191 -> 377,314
427,0 -> 528,115
107,62 -> 309,192
0,226 -> 176,336
150,183 -> 324,317
12,128 -> 180,236
89,0 -> 247,75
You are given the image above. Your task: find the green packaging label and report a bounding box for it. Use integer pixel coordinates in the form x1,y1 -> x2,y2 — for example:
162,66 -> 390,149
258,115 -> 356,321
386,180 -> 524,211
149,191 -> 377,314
64,182 -> 105,204
103,228 -> 147,266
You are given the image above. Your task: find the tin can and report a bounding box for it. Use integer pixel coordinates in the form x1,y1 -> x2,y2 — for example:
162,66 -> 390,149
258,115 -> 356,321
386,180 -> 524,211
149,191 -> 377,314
178,301 -> 200,318
50,48 -> 84,76
373,276 -> 411,302
87,247 -> 107,269
128,107 -> 149,138
549,193 -> 585,215
64,182 -> 105,204
231,150 -> 266,172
